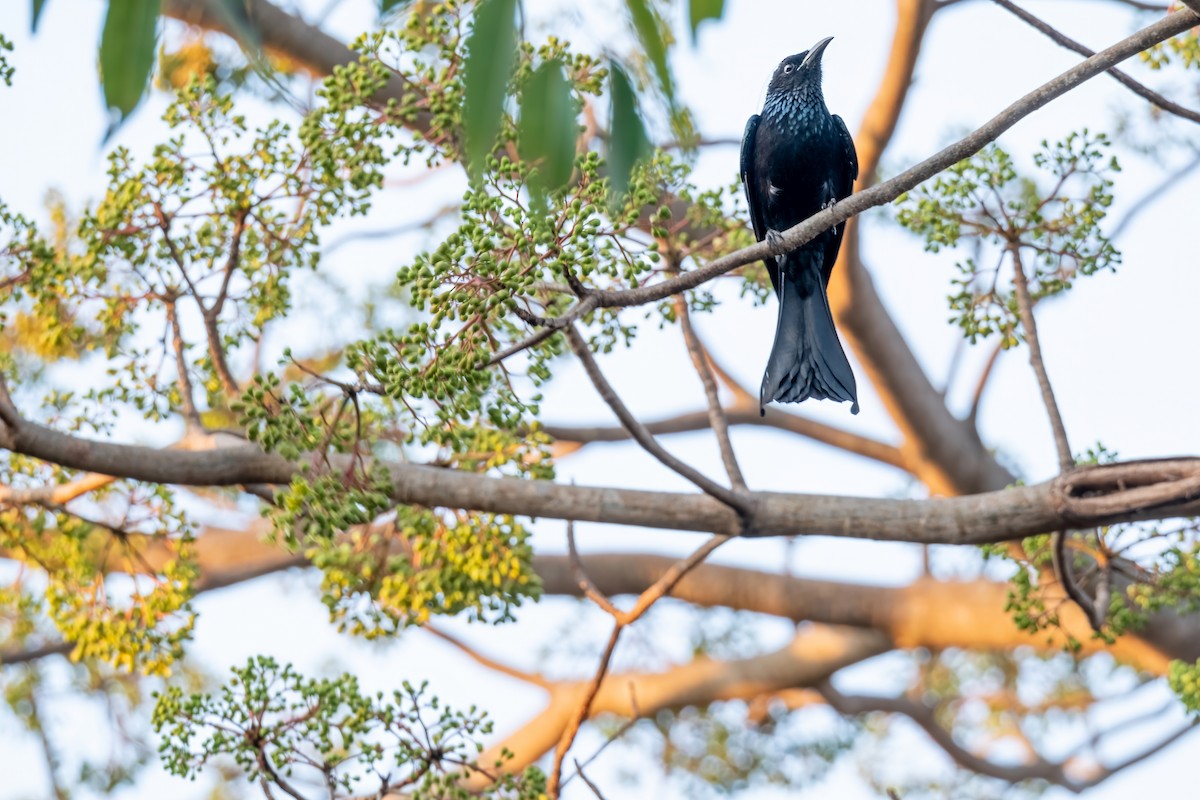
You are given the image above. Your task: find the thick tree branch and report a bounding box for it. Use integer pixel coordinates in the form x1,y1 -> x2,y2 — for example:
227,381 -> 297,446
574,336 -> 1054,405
534,553 -> 1179,670
2,396 -> 1200,544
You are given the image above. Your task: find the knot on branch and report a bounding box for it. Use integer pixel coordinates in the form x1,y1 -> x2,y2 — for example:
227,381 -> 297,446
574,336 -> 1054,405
1053,458 -> 1200,524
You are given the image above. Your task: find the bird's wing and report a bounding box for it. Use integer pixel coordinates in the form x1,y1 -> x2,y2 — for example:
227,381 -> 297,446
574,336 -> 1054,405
820,114 -> 860,285
740,114 -> 780,295
833,113 -> 859,188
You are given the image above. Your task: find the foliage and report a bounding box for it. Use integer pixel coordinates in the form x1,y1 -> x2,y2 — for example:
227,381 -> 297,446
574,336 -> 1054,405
98,0 -> 160,127
4,1 -> 1200,799
0,455 -> 196,674
154,656 -> 547,799
0,33 -> 13,87
895,131 -> 1120,345
1141,26 -> 1200,71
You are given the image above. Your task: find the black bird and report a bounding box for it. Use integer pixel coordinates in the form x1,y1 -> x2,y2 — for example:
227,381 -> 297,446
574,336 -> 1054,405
741,38 -> 859,415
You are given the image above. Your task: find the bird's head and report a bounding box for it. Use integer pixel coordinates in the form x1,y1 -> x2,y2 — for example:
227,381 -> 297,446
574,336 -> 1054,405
766,37 -> 833,99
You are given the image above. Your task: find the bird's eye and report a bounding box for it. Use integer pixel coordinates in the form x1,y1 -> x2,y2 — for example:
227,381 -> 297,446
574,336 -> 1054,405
782,64 -> 794,75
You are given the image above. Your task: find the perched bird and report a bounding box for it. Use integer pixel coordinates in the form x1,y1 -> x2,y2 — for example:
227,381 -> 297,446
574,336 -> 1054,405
741,38 -> 859,415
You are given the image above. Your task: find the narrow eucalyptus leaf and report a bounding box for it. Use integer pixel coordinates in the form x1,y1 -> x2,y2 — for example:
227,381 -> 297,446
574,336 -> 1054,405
688,0 -> 725,44
518,59 -> 578,196
626,0 -> 674,104
99,0 -> 162,127
608,63 -> 652,204
462,0 -> 519,177
31,0 -> 49,32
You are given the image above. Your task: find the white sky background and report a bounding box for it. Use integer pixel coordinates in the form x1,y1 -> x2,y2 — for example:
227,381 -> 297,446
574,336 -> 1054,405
1,0 -> 1199,798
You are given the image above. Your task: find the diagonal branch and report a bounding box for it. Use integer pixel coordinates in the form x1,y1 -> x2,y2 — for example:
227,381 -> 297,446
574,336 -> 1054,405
993,0 -> 1200,126
820,681 -> 1198,793
674,298 -> 746,491
465,624 -> 889,791
423,625 -> 551,689
563,325 -> 751,517
542,407 -> 910,472
584,9 -> 1198,311
1009,246 -> 1072,473
548,531 -> 731,796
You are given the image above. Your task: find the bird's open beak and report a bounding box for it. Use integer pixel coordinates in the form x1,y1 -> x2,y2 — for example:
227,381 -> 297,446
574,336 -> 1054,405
800,36 -> 834,69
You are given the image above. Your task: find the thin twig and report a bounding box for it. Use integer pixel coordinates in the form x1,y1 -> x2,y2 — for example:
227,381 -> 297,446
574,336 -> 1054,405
564,325 -> 751,518
166,300 -> 202,429
548,624 -> 621,798
572,759 -> 609,800
560,686 -> 640,790
620,535 -> 731,624
566,520 -> 621,617
967,339 -> 1005,427
488,296 -> 599,366
994,0 -> 1200,126
423,625 -> 551,689
1109,150 -> 1200,241
1009,245 -> 1072,473
1010,244 -> 1103,628
547,534 -> 730,796
674,297 -> 747,491
542,406 -> 909,471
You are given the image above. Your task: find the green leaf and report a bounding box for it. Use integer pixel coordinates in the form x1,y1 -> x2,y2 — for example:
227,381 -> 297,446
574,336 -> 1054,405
380,0 -> 413,14
518,59 -> 578,197
99,0 -> 162,127
688,0 -> 725,45
462,0 -> 519,178
626,0 -> 674,104
31,0 -> 49,32
607,63 -> 652,203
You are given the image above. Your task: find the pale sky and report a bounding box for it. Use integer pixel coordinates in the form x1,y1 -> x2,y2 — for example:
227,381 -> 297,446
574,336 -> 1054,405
1,1 -> 1198,798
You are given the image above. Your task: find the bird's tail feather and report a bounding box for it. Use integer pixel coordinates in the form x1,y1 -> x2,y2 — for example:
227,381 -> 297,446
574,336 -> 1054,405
760,252 -> 859,414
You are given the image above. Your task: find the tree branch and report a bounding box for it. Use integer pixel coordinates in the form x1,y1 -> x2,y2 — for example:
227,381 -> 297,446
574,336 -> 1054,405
423,625 -> 551,689
564,325 -> 750,517
465,625 -> 889,789
1009,246 -> 1072,473
548,533 -> 730,795
541,406 -> 910,472
585,10 -> 1199,312
993,0 -> 1200,126
673,298 -> 746,491
2,395 -> 1200,544
818,681 -> 1196,792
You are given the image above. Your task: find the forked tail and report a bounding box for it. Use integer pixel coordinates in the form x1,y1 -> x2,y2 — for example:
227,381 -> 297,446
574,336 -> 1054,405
760,251 -> 859,414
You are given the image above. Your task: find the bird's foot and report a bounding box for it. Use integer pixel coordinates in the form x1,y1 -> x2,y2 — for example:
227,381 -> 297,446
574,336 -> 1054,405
765,228 -> 786,252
